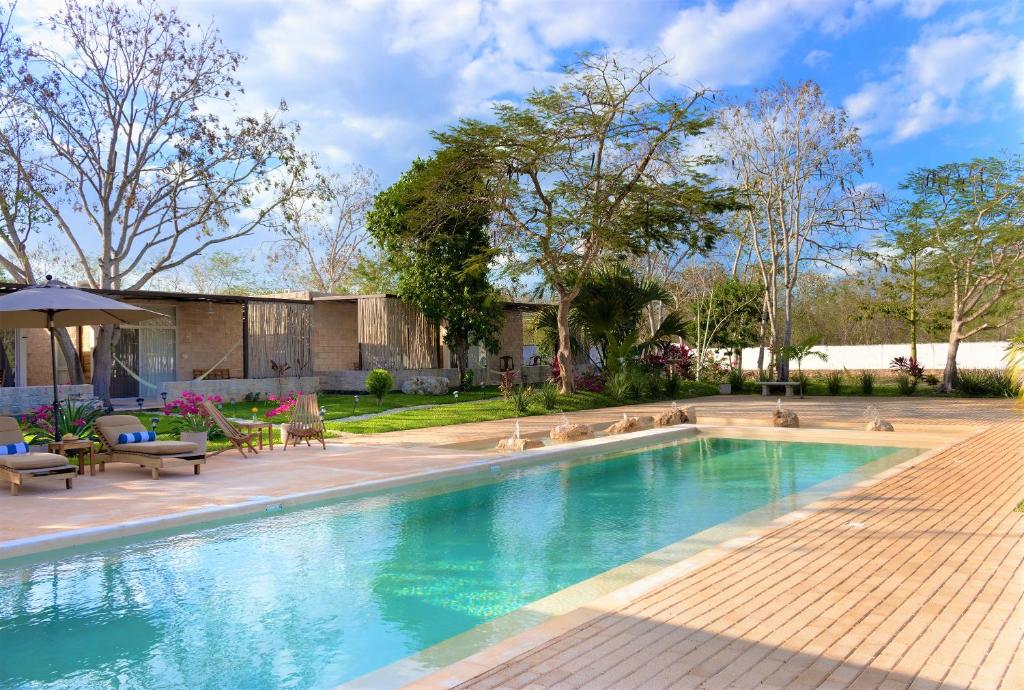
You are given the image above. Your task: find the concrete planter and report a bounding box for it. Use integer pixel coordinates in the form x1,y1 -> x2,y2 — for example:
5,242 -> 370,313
179,431 -> 208,454
718,383 -> 732,395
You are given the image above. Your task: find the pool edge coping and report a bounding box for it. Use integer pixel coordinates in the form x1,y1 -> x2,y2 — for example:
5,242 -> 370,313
385,424 -> 987,690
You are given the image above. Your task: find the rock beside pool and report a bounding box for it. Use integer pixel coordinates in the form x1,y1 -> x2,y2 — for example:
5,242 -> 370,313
606,415 -> 653,435
400,376 -> 449,395
654,407 -> 688,427
550,422 -> 593,443
866,418 -> 895,432
772,408 -> 800,428
496,437 -> 544,451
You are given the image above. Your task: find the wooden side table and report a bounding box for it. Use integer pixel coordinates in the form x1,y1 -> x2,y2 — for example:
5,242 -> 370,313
236,421 -> 274,451
48,439 -> 96,476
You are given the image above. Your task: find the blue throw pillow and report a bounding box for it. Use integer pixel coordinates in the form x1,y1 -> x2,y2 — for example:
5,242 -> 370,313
0,442 -> 28,455
117,431 -> 156,444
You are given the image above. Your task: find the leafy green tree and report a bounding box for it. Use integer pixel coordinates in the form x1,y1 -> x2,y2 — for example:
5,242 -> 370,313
891,156 -> 1024,391
367,147 -> 505,381
435,54 -> 736,392
681,271 -> 762,371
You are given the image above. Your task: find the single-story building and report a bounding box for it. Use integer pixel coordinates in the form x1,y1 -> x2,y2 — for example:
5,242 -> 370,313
0,284 -> 548,411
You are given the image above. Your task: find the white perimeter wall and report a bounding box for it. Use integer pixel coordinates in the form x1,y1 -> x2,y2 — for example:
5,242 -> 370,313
740,341 -> 1011,371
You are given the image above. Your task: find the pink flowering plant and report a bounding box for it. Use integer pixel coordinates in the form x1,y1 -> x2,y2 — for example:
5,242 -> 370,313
264,391 -> 301,420
21,399 -> 103,444
163,390 -> 224,436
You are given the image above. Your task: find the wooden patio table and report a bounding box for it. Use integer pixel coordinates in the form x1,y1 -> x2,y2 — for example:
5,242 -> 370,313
48,438 -> 96,476
234,421 -> 274,451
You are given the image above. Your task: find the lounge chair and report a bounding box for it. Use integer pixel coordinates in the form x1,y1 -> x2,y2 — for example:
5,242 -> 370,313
201,400 -> 260,457
282,393 -> 326,450
0,416 -> 77,495
95,415 -> 205,480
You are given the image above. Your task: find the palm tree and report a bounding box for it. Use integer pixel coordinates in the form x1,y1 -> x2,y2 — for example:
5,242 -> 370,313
781,338 -> 829,378
534,264 -> 686,374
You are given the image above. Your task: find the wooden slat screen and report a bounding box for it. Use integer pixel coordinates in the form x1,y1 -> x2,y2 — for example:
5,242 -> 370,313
247,301 -> 313,378
357,296 -> 436,370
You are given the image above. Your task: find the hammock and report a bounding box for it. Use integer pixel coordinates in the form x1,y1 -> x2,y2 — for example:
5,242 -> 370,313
111,340 -> 242,392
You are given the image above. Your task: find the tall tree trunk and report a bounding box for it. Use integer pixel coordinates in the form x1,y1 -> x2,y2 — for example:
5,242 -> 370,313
92,325 -> 114,404
54,328 -> 85,385
779,289 -> 793,381
940,320 -> 962,392
453,336 -> 470,389
555,294 -> 575,394
909,255 -> 918,362
756,291 -> 768,376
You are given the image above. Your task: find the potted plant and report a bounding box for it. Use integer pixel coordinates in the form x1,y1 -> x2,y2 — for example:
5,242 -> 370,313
162,391 -> 222,453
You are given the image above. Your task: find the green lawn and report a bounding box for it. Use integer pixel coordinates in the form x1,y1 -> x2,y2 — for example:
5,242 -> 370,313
328,382 -> 719,434
214,388 -> 501,422
130,381 -> 716,446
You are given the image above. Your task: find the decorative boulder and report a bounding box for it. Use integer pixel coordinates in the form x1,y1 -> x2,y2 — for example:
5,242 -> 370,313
654,407 -> 688,427
550,422 -> 594,443
400,376 -> 449,395
606,415 -> 653,436
496,437 -> 544,451
772,408 -> 800,428
866,418 -> 895,432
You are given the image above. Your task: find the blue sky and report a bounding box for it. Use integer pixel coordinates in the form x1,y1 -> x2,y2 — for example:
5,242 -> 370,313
13,0 -> 1024,254
157,0 -> 1021,193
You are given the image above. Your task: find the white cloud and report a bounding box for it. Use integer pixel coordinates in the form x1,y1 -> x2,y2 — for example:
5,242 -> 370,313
844,24 -> 1024,141
804,49 -> 832,67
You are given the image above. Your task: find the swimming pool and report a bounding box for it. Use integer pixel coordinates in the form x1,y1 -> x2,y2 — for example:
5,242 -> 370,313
0,436 -> 919,689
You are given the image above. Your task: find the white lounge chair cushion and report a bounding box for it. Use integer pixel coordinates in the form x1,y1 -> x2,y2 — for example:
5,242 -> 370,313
1,452 -> 72,470
112,440 -> 198,455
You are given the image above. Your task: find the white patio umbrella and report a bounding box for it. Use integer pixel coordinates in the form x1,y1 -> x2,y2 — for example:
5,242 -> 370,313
0,276 -> 162,417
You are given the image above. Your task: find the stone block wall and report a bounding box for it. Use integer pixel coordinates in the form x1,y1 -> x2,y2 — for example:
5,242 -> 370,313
163,376 -> 319,402
0,384 -> 95,415
487,310 -> 525,373
175,302 -> 245,379
312,301 -> 359,372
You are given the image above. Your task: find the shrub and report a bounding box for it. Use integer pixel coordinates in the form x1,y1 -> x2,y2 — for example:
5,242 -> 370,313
498,370 -> 517,400
664,373 -> 683,398
576,369 -> 605,393
508,384 -> 533,415
460,369 -> 474,390
823,370 -> 844,395
858,370 -> 875,395
957,368 -> 1016,397
894,373 -> 917,396
636,371 -> 661,400
728,368 -> 746,393
22,398 -> 105,444
607,370 -> 634,402
541,381 -> 559,409
365,368 -> 393,406
792,372 -> 810,394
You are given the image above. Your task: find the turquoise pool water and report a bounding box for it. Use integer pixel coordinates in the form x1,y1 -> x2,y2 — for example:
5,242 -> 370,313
0,437 -> 918,689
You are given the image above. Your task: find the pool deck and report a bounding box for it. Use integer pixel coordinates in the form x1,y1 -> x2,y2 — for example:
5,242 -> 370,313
406,399 -> 1024,690
1,395 -> 1020,690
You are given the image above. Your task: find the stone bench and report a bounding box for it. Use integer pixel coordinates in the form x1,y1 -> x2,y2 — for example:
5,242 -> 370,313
757,381 -> 804,398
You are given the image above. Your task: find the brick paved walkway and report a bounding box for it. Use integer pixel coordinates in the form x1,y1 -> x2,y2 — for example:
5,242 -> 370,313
409,409 -> 1023,689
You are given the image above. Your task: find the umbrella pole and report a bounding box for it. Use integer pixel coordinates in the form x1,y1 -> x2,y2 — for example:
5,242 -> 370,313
49,311 -> 60,431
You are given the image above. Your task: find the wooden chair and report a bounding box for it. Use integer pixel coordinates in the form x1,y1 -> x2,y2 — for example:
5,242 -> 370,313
201,400 -> 260,457
283,393 -> 326,450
